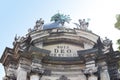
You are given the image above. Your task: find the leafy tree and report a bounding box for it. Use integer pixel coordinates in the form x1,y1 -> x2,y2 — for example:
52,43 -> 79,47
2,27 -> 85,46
115,14 -> 120,30
117,39 -> 120,51
115,14 -> 120,51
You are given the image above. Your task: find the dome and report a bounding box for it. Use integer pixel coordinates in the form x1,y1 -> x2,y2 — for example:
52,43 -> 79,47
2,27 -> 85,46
43,13 -> 71,30
43,22 -> 62,30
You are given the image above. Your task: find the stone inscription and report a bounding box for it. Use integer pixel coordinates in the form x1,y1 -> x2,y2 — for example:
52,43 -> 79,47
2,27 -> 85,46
43,44 -> 81,57
54,45 -> 71,53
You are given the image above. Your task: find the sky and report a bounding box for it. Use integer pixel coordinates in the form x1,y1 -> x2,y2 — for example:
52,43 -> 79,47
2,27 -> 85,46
0,0 -> 120,79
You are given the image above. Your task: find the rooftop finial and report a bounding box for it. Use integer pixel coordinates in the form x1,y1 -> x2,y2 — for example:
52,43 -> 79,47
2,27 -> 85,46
50,13 -> 71,26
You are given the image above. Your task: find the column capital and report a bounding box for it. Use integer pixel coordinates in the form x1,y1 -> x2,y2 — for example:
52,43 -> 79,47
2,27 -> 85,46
31,59 -> 44,74
84,66 -> 98,74
18,57 -> 31,72
6,64 -> 17,79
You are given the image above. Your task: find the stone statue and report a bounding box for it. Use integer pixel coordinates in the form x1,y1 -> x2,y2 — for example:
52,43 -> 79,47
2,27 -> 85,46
79,19 -> 89,30
28,28 -> 32,33
103,37 -> 112,47
34,18 -> 44,30
51,13 -> 71,26
74,19 -> 89,30
13,34 -> 20,46
102,37 -> 112,53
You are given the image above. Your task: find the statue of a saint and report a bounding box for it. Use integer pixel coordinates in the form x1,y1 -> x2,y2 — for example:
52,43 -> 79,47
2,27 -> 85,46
34,18 -> 44,30
79,19 -> 89,30
74,19 -> 89,30
13,34 -> 20,46
102,37 -> 112,53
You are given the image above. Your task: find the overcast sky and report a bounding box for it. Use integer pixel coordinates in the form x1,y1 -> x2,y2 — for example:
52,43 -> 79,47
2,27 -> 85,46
0,0 -> 120,79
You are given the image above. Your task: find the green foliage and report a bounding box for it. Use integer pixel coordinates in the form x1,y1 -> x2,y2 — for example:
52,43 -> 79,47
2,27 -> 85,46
117,39 -> 120,51
51,13 -> 71,25
115,14 -> 120,51
117,39 -> 120,44
115,14 -> 120,30
118,61 -> 120,69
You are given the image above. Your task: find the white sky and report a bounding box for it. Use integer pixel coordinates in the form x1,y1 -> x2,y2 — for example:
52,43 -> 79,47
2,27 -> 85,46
0,0 -> 120,79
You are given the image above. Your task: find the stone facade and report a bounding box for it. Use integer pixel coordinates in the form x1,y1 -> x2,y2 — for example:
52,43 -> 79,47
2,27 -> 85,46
1,13 -> 120,80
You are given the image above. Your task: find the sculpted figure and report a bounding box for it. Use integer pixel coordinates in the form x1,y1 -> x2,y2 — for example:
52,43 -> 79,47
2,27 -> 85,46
79,19 -> 89,30
13,34 -> 20,45
102,37 -> 112,53
34,18 -> 44,30
74,19 -> 89,30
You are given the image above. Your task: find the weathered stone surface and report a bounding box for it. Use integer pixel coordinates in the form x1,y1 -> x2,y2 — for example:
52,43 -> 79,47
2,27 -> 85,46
1,14 -> 120,80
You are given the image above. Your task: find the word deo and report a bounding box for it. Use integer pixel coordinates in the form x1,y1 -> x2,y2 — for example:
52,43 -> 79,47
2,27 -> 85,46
54,45 -> 71,53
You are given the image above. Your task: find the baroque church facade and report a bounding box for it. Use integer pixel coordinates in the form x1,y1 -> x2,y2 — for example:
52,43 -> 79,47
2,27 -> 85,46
0,13 -> 120,80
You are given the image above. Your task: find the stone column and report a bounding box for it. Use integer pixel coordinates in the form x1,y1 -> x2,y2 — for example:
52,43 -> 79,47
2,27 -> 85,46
99,62 -> 110,80
30,73 -> 39,80
30,58 -> 43,80
17,58 -> 31,80
88,74 -> 97,80
17,67 -> 28,80
100,68 -> 110,80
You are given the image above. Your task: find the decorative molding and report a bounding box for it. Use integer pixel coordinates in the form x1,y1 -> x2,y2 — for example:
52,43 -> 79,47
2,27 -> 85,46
18,58 -> 31,72
6,64 -> 17,77
57,75 -> 70,80
31,59 -> 43,74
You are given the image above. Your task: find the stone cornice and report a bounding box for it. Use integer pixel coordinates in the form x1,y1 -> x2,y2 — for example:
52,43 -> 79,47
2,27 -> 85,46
42,56 -> 85,65
0,47 -> 16,66
30,28 -> 98,47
